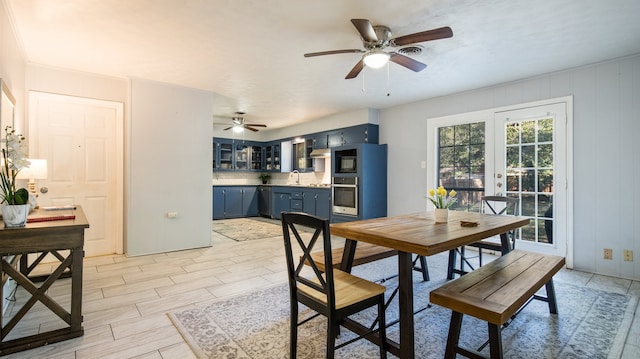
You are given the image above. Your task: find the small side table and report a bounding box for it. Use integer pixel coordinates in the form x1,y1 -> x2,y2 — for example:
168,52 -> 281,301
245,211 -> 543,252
0,206 -> 89,356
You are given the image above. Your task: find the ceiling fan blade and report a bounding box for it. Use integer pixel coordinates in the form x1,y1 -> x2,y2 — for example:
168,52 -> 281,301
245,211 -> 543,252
244,124 -> 267,127
350,19 -> 378,42
304,49 -> 363,57
390,53 -> 427,72
223,126 -> 233,131
345,59 -> 365,79
392,26 -> 453,46
245,126 -> 260,132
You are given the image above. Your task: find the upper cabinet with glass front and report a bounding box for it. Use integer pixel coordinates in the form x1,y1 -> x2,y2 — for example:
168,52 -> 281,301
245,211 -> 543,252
212,138 -> 264,171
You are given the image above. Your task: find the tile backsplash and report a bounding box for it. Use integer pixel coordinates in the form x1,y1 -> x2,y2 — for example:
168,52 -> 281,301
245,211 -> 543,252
213,158 -> 331,186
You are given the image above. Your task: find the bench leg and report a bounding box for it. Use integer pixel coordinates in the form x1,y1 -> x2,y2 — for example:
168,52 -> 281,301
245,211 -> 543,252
444,311 -> 463,359
545,279 -> 558,314
488,323 -> 503,359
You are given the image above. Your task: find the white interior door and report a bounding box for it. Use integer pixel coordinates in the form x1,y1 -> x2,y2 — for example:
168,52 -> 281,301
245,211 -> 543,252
29,92 -> 124,256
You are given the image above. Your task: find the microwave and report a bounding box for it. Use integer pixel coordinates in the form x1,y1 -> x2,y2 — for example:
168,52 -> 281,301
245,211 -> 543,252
337,156 -> 357,173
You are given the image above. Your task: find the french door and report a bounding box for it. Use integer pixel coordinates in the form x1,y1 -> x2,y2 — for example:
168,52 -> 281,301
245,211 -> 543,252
427,97 -> 572,263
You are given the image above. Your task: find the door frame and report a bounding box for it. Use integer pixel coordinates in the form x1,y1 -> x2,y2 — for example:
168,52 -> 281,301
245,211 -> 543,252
28,91 -> 125,255
426,96 -> 573,268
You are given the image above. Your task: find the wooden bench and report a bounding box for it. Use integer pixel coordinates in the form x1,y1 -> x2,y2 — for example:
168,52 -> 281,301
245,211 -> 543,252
307,242 -> 429,281
430,250 -> 565,359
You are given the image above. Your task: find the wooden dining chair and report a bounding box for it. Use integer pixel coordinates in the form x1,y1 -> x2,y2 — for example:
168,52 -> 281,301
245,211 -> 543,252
447,196 -> 520,279
281,212 -> 387,359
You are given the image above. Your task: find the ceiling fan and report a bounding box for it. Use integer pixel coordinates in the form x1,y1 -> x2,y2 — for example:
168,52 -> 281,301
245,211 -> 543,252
304,19 -> 453,79
214,112 -> 267,132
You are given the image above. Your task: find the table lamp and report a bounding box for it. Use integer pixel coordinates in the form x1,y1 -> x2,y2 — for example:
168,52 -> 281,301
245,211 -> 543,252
16,158 -> 48,196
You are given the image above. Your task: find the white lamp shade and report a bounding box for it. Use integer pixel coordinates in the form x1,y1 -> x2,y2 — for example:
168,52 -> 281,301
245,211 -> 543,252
363,51 -> 390,68
16,159 -> 48,180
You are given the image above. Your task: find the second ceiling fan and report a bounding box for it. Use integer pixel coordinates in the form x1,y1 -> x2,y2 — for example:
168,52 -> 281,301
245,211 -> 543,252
304,19 -> 453,79
215,112 -> 267,132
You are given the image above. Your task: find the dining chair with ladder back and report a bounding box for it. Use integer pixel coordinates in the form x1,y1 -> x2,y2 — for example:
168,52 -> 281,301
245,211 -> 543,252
447,196 -> 520,279
281,212 -> 387,359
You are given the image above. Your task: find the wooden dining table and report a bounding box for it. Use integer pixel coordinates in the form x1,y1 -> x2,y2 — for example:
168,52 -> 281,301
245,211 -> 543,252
330,210 -> 530,359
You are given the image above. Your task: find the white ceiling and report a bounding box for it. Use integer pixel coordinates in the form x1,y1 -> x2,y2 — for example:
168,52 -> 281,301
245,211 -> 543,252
5,0 -> 640,129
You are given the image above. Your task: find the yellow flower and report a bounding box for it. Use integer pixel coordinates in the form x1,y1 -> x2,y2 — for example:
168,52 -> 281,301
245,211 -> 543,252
427,185 -> 458,209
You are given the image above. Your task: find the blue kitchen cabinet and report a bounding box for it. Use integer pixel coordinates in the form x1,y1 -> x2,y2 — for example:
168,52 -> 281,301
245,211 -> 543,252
216,139 -> 234,170
242,186 -> 259,216
213,139 -> 265,171
315,189 -> 332,219
302,189 -> 316,214
312,132 -> 328,149
224,187 -> 244,217
341,124 -> 379,145
302,188 -> 331,219
212,186 -> 259,219
250,145 -> 264,171
327,130 -> 343,147
213,187 -> 225,219
265,143 -> 281,172
272,189 -> 291,220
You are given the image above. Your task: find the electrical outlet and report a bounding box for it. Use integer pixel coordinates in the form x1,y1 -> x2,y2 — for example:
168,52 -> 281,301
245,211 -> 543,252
604,248 -> 613,260
623,250 -> 633,262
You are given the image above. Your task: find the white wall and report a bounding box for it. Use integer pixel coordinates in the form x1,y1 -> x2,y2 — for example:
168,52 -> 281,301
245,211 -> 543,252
127,78 -> 213,255
380,54 -> 640,280
0,1 -> 26,132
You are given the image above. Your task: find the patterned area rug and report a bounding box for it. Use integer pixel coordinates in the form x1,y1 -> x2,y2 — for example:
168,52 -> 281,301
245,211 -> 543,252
168,258 -> 637,358
212,217 -> 283,241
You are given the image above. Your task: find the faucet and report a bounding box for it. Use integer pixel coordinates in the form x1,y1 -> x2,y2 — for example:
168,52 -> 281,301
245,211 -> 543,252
292,170 -> 300,184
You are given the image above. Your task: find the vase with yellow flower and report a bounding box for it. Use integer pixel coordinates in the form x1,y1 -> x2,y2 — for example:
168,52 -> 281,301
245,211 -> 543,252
427,186 -> 457,223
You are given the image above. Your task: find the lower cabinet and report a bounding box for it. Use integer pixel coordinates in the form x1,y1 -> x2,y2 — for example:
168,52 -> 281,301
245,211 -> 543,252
212,186 -> 259,219
302,188 -> 331,219
216,186 -> 331,221
272,190 -> 291,220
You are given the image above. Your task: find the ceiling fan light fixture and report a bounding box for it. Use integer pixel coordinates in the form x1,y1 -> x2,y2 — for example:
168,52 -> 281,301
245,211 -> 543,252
363,51 -> 390,68
233,125 -> 244,133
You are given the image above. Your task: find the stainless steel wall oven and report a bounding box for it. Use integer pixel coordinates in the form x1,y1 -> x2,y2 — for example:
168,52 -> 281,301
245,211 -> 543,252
332,177 -> 358,216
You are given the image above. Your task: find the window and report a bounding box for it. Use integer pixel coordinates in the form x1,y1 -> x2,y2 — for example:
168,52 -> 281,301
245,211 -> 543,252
437,122 -> 485,212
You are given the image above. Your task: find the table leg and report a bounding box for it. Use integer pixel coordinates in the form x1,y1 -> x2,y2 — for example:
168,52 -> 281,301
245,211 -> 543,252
70,246 -> 84,331
397,251 -> 415,359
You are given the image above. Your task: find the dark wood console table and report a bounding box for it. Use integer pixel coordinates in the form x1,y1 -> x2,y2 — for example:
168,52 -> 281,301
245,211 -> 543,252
0,206 -> 89,356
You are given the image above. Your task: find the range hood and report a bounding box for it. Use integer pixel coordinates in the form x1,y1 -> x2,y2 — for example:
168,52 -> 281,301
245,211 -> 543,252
309,148 -> 331,158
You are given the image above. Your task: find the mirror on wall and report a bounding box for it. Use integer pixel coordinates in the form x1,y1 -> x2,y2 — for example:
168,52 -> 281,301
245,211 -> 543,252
0,79 -> 16,133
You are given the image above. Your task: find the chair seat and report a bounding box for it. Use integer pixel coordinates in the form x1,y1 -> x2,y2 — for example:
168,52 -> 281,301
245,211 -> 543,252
298,269 -> 386,309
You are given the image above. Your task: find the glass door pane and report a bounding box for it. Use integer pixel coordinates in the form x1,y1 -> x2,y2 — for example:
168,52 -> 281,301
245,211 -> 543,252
436,122 -> 485,212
